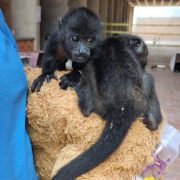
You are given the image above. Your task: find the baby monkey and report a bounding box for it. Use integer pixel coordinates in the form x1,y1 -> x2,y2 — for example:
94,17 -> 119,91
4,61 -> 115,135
115,34 -> 162,130
31,7 -> 102,92
54,35 -> 162,180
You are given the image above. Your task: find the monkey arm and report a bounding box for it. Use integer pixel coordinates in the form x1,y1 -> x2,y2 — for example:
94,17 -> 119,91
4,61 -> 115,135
75,78 -> 94,117
31,32 -> 61,92
59,72 -> 93,117
143,73 -> 162,130
146,92 -> 162,130
146,77 -> 162,130
72,62 -> 98,117
31,56 -> 58,92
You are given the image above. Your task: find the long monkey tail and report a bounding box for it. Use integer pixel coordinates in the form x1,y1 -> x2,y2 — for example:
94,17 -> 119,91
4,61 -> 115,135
52,113 -> 134,180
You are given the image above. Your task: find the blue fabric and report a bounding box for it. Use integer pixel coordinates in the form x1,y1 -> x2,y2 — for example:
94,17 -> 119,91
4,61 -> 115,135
0,10 -> 37,180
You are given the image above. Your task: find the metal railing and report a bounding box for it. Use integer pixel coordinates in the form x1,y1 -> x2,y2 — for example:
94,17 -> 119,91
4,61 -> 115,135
103,22 -> 180,47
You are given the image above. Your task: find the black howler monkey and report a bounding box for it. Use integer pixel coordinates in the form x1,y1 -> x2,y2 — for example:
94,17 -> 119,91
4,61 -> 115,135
60,34 -> 162,130
114,34 -> 148,69
31,7 -> 102,92
53,36 -> 160,180
115,34 -> 162,130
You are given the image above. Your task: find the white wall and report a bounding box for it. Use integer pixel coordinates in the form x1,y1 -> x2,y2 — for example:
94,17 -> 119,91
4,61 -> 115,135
11,0 -> 40,50
40,0 -> 68,48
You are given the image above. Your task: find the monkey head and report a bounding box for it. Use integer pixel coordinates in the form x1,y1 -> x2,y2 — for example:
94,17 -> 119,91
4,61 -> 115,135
129,35 -> 148,69
115,34 -> 148,69
59,7 -> 102,63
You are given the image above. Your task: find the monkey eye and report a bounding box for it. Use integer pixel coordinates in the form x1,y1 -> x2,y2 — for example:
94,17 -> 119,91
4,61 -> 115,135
71,36 -> 80,43
87,38 -> 95,44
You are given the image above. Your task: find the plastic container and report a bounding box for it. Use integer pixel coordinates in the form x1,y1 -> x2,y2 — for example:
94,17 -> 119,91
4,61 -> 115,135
139,123 -> 180,180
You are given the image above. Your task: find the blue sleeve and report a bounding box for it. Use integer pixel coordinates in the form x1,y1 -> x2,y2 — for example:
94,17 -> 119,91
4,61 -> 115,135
0,9 -> 38,180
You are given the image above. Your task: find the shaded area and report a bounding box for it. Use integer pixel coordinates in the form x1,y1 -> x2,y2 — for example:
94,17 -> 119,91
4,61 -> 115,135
147,46 -> 180,180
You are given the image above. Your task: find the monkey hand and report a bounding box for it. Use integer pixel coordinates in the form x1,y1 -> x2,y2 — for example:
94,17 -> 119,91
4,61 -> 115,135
59,74 -> 76,90
31,73 -> 58,92
59,71 -> 81,90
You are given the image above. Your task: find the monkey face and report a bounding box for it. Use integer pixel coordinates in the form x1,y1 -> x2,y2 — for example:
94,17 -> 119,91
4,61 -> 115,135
59,7 -> 102,63
64,33 -> 98,63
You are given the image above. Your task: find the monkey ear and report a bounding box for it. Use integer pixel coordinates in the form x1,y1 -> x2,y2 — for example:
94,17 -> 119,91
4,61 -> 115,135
58,18 -> 63,30
130,38 -> 141,47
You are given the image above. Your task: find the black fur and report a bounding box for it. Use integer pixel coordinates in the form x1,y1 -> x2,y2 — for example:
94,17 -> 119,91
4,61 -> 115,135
114,34 -> 148,69
31,7 -> 102,92
53,36 -> 150,180
142,72 -> 162,129
115,34 -> 162,130
59,33 -> 162,130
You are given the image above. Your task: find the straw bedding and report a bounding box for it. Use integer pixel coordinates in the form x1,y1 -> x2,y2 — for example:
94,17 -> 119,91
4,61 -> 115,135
25,68 -> 162,180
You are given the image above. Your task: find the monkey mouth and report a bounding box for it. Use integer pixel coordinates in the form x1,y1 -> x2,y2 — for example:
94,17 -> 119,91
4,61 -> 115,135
72,56 -> 89,63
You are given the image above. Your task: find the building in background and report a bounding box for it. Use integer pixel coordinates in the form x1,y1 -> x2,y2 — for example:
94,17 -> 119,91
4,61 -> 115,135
0,0 -> 180,51
133,6 -> 180,46
0,0 -> 132,51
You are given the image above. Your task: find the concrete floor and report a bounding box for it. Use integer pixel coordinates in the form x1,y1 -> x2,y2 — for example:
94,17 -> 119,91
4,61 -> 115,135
147,46 -> 180,180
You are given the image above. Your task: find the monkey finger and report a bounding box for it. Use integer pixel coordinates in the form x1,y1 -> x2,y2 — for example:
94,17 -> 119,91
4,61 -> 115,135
46,75 -> 51,83
48,74 -> 58,81
35,81 -> 43,92
31,79 -> 43,92
31,80 -> 39,92
31,83 -> 36,93
53,75 -> 58,81
46,74 -> 58,83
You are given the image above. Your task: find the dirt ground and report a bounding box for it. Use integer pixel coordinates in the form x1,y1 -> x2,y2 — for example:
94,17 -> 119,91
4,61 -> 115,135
147,46 -> 180,180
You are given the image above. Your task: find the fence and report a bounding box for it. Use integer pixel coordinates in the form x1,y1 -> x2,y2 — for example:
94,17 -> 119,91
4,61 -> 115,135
103,23 -> 180,47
